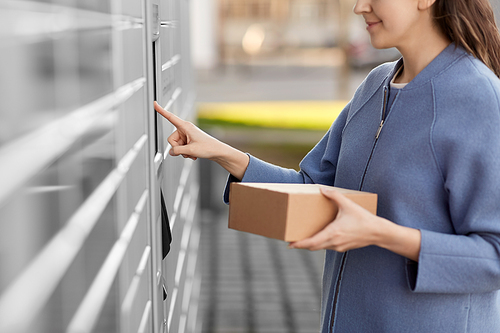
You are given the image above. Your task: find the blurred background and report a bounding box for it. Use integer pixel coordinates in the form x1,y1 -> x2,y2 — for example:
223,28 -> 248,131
1,1 -> 500,333
193,1 -> 500,332
193,1 -> 385,333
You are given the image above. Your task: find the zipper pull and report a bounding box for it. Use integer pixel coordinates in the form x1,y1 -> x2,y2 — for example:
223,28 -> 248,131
376,87 -> 388,140
375,119 -> 384,139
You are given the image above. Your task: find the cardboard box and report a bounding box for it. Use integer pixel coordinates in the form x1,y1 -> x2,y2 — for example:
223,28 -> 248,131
228,183 -> 377,242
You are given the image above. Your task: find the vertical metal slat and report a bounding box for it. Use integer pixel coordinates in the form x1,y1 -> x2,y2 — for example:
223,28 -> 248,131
67,190 -> 148,333
0,134 -> 147,333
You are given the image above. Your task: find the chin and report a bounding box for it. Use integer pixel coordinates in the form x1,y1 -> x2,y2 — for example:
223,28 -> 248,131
369,38 -> 392,50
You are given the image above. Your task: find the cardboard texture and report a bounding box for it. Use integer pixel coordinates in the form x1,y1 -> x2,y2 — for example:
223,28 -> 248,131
228,183 -> 378,242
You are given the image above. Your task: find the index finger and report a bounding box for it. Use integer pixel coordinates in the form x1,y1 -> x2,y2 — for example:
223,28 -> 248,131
289,232 -> 329,251
154,101 -> 185,128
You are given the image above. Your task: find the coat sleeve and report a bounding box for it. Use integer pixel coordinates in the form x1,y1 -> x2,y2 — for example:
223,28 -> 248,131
222,101 -> 351,204
409,77 -> 500,294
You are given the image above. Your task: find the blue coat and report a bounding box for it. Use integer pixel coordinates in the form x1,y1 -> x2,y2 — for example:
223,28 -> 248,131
224,44 -> 500,332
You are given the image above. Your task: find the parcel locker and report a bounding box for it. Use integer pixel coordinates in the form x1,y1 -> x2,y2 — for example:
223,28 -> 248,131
0,0 -> 200,332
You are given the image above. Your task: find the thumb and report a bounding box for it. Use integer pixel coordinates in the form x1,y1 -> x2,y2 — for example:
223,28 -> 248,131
320,187 -> 352,210
169,144 -> 191,157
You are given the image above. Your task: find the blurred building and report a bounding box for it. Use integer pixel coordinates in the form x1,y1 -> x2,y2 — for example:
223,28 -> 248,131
192,0 -> 500,71
191,0 -> 400,69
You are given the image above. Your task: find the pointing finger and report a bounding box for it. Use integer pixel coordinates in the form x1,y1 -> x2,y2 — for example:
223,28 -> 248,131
154,101 -> 185,128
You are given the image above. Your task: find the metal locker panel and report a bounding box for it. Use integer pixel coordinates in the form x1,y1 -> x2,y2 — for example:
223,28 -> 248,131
122,28 -> 146,84
0,0 -> 199,331
162,167 -> 197,306
166,284 -> 184,332
119,204 -> 150,298
77,29 -> 115,105
166,209 -> 197,333
142,1 -> 169,332
160,0 -> 174,105
179,241 -> 201,333
174,89 -> 183,116
44,195 -> 118,333
55,0 -> 112,13
68,228 -> 122,333
170,196 -> 196,289
171,0 -> 180,55
154,216 -> 167,331
121,245 -> 152,333
160,60 -> 175,103
52,34 -> 84,111
0,125 -> 115,280
67,194 -> 140,333
0,39 -> 58,142
160,0 -> 172,22
122,89 -> 148,150
120,1 -> 144,18
162,156 -> 177,211
137,301 -> 153,333
158,113 -> 175,161
179,0 -> 194,102
0,111 -> 146,332
116,184 -> 135,234
160,24 -> 173,66
163,157 -> 179,206
163,157 -> 193,217
118,147 -> 148,232
184,233 -> 201,333
67,183 -> 150,333
0,172 -> 68,288
164,219 -> 183,292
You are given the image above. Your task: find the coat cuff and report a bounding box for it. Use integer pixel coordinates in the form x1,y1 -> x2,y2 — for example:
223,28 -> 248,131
406,228 -> 432,293
222,153 -> 255,204
405,228 -> 496,294
222,154 -> 279,204
223,173 -> 240,204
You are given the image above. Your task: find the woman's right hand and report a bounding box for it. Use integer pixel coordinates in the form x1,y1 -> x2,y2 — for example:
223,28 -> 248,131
154,101 -> 250,179
154,101 -> 221,160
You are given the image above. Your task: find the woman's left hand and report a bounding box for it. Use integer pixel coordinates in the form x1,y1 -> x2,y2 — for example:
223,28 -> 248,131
289,187 -> 422,261
289,187 -> 380,252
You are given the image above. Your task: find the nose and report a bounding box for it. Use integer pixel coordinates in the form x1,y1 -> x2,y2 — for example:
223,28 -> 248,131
353,0 -> 371,15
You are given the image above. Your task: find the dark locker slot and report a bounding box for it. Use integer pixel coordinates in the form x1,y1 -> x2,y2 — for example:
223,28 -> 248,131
153,42 -> 159,153
160,190 -> 172,259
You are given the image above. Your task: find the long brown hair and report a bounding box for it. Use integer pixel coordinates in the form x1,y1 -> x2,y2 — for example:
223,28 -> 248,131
433,0 -> 500,77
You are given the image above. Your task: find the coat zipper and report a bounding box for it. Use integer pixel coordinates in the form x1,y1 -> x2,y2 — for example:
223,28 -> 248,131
375,87 -> 388,139
329,86 -> 388,333
359,87 -> 388,191
329,252 -> 347,332
374,87 -> 387,137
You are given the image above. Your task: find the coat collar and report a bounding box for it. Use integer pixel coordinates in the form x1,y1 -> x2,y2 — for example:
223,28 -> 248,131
346,44 -> 468,127
384,43 -> 468,90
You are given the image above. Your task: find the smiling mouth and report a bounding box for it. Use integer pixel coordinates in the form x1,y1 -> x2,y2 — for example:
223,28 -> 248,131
366,21 -> 381,29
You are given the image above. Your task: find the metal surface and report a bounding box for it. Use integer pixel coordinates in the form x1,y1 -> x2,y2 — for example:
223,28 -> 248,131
0,0 -> 199,332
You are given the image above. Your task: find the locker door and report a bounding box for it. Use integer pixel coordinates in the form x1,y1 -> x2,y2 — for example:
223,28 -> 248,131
145,1 -> 171,332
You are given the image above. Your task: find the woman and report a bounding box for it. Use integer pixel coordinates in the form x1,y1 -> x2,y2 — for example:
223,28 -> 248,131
155,0 -> 500,331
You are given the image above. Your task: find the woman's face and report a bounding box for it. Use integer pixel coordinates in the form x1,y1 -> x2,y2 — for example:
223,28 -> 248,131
353,0 -> 425,50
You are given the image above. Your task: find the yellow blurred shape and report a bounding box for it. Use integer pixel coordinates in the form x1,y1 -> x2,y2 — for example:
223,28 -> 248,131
197,100 -> 348,130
